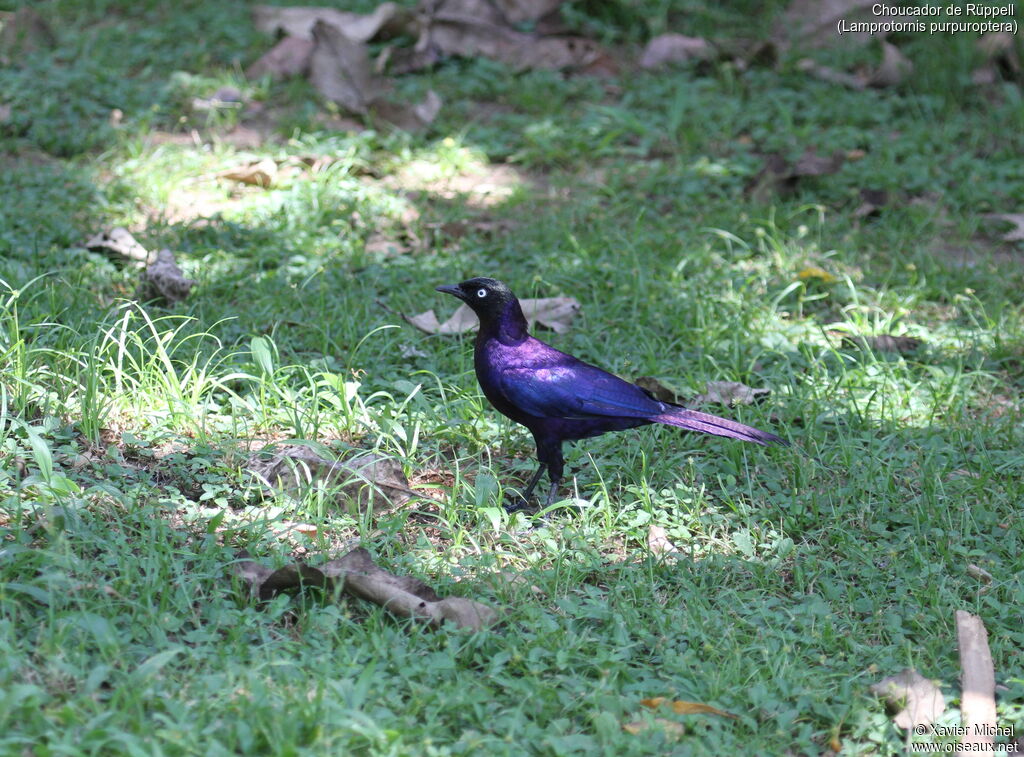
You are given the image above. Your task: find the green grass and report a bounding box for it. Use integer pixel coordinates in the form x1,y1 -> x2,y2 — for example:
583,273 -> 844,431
3,0 -> 1024,754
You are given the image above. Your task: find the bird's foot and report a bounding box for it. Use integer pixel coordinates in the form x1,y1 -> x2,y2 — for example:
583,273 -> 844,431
502,493 -> 538,515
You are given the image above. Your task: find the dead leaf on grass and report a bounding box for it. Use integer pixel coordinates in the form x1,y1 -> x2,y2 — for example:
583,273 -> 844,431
646,525 -> 680,556
798,41 -> 912,90
246,36 -> 315,79
869,668 -> 945,730
640,697 -> 738,719
220,157 -> 279,188
139,249 -> 196,304
966,564 -> 993,584
232,547 -> 500,630
639,34 -> 715,69
309,20 -> 441,129
253,3 -> 408,42
973,32 -> 1022,85
854,188 -> 888,218
956,610 -> 997,750
747,147 -> 845,201
634,376 -> 685,405
773,0 -> 907,50
247,443 -> 415,513
841,334 -> 922,354
406,296 -> 580,335
985,213 -> 1024,242
86,227 -> 151,265
415,0 -> 603,72
693,381 -> 770,407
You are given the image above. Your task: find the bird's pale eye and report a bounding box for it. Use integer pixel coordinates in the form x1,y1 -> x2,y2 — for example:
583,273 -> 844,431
476,288 -> 487,298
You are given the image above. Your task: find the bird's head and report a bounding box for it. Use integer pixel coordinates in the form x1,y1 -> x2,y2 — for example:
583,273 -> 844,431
435,277 -> 518,324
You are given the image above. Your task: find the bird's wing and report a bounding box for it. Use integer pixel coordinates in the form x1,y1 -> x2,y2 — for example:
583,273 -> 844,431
496,360 -> 662,420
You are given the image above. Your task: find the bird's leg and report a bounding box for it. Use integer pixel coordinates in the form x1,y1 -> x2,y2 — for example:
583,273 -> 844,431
519,464 -> 546,503
541,446 -> 565,507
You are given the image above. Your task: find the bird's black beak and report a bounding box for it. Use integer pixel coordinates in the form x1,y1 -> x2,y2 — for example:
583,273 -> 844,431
436,284 -> 465,301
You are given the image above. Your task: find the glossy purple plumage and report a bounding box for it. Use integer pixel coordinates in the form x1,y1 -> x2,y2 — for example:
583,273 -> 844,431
438,277 -> 786,505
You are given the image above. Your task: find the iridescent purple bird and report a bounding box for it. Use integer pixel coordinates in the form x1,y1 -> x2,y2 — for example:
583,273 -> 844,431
437,277 -> 787,507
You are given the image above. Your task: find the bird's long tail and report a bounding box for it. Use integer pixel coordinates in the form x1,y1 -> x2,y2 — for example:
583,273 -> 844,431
651,407 -> 787,447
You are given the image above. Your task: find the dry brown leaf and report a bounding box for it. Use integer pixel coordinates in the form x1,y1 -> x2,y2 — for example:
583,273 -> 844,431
86,227 -> 151,265
693,381 -> 770,407
956,611 -> 997,751
372,89 -> 443,131
639,34 -> 715,69
966,564 -> 993,584
494,0 -> 564,24
253,3 -> 407,42
634,376 -> 684,404
220,157 -> 279,188
867,41 -> 912,88
842,334 -> 922,354
747,147 -> 845,201
246,36 -> 315,79
622,718 -> 684,737
985,213 -> 1024,242
641,697 -> 738,719
309,19 -> 382,115
646,525 -> 680,556
974,32 -> 1022,85
406,296 -> 580,335
415,0 -> 603,72
854,187 -> 888,218
322,547 -> 499,630
869,668 -> 945,730
247,444 -> 414,513
140,249 -> 196,304
773,0 -> 905,50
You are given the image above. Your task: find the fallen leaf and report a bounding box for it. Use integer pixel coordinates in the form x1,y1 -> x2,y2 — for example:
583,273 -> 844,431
973,32 -> 1022,85
639,34 -> 715,69
797,266 -> 838,284
693,381 -> 770,407
866,42 -> 912,88
494,0 -> 564,24
247,444 -> 415,513
220,158 -> 279,188
406,296 -> 580,335
841,334 -> 922,354
622,719 -> 684,737
646,525 -> 679,556
415,0 -> 603,72
966,564 -> 993,584
747,147 -> 845,201
321,547 -> 499,629
773,0 -> 907,50
634,376 -> 685,405
854,187 -> 888,218
869,668 -> 945,730
956,611 -> 997,750
0,103 -> 11,124
308,20 -> 441,130
246,36 -> 315,79
139,249 -> 196,304
253,3 -> 408,42
641,697 -> 737,718
985,213 -> 1024,242
309,19 -> 382,115
796,57 -> 868,90
365,232 -> 412,257
86,227 -> 151,265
